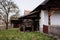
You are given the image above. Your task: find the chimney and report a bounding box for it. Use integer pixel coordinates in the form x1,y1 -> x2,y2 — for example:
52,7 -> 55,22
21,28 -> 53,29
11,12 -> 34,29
24,10 -> 31,16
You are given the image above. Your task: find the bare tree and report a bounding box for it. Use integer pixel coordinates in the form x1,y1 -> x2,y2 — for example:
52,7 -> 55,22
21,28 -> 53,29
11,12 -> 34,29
0,0 -> 19,29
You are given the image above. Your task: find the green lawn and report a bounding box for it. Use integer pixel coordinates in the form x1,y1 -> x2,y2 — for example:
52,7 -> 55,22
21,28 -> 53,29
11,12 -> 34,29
0,28 -> 54,40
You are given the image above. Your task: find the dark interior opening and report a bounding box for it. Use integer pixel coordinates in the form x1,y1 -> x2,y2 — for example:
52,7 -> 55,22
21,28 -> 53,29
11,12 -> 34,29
13,23 -> 19,28
10,20 -> 20,28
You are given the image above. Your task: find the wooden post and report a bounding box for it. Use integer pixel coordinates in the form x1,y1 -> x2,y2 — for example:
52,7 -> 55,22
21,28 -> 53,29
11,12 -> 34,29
48,12 -> 51,25
48,11 -> 51,34
48,10 -> 55,34
48,11 -> 55,25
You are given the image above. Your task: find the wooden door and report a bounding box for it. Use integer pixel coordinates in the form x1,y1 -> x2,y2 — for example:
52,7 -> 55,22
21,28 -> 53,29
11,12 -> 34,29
43,25 -> 48,34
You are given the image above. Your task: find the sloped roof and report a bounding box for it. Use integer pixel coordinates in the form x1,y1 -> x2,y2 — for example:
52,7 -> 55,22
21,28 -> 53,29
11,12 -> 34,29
19,0 -> 60,19
32,0 -> 60,11
19,0 -> 47,19
19,10 -> 40,19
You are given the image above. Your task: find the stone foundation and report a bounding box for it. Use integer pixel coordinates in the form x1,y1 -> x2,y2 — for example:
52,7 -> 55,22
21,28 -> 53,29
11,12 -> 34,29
48,25 -> 60,36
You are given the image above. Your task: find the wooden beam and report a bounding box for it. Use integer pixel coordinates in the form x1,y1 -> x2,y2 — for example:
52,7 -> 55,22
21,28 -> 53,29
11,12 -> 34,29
51,8 -> 60,10
48,12 -> 51,25
48,11 -> 55,25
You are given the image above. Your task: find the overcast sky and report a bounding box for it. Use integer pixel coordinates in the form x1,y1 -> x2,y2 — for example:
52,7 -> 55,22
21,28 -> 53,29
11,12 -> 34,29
12,0 -> 45,16
8,0 -> 45,20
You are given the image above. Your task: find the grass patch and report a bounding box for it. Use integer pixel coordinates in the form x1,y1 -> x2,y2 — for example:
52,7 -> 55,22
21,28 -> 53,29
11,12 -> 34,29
0,28 -> 54,40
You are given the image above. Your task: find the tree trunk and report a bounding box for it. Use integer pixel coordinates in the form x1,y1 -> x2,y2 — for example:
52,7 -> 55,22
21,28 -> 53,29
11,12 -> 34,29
6,23 -> 8,29
6,13 -> 8,30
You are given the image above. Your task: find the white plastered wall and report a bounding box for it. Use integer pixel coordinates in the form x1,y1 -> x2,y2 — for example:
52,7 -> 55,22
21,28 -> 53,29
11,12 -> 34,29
44,10 -> 60,25
39,10 -> 60,32
39,10 -> 48,32
51,10 -> 60,25
39,10 -> 44,32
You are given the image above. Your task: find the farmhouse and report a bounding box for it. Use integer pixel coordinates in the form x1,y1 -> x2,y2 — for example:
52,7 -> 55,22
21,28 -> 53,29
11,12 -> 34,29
10,0 -> 60,35
39,0 -> 60,35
